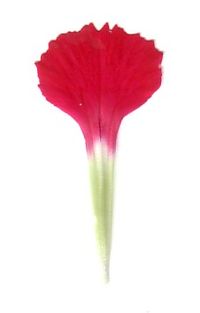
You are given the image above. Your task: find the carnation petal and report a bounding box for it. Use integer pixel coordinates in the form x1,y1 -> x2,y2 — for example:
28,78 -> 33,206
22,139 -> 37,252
35,23 -> 163,282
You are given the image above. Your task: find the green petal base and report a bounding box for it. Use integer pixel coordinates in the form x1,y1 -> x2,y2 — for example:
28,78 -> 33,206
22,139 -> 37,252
88,142 -> 115,283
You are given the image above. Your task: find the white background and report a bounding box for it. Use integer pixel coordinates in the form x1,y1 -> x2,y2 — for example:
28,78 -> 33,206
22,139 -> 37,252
0,0 -> 200,312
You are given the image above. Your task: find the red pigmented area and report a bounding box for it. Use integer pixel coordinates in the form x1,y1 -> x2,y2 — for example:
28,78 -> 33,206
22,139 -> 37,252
35,23 -> 163,154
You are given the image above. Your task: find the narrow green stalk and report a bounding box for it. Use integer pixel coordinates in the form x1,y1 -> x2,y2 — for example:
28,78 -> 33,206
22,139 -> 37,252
88,142 -> 115,282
